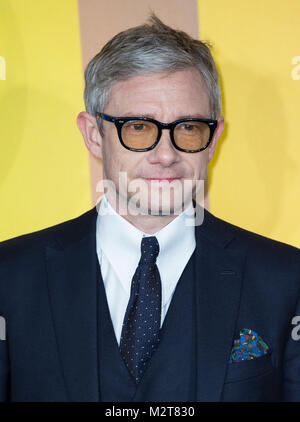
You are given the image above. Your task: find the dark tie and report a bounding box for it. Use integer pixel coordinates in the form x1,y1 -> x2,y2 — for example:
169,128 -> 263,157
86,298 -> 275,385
120,236 -> 162,384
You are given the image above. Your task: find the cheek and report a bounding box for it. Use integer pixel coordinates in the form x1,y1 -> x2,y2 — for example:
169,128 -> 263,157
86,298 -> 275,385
186,155 -> 208,178
102,140 -> 137,179
101,132 -> 121,168
101,145 -> 118,180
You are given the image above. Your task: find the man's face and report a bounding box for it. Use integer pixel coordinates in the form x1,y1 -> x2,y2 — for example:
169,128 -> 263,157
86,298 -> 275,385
96,68 -> 223,216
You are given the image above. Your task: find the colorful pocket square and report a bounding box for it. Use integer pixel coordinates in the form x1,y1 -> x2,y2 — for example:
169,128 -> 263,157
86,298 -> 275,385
228,328 -> 270,363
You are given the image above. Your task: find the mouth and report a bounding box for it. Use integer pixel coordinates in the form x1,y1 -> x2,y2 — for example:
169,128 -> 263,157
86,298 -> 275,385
144,177 -> 181,183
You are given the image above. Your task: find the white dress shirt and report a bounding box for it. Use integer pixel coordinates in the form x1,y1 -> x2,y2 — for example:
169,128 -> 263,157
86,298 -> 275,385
96,194 -> 196,345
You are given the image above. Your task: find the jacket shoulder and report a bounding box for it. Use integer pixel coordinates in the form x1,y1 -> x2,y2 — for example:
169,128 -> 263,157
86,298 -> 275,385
202,209 -> 300,265
0,207 -> 97,264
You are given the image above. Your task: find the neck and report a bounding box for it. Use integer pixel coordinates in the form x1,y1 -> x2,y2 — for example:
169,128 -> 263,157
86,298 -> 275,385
120,212 -> 178,235
104,193 -> 190,235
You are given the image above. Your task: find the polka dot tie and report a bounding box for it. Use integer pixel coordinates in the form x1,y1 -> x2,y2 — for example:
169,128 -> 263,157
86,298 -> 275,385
120,236 -> 162,384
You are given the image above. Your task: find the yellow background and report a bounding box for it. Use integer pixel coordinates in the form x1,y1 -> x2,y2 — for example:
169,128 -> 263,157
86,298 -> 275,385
0,0 -> 90,241
0,0 -> 299,248
199,0 -> 300,247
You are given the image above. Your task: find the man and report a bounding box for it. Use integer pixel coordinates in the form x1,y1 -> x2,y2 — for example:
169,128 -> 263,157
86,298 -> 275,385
0,14 -> 300,402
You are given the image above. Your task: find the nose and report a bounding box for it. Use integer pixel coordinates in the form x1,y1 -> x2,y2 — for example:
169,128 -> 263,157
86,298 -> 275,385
148,129 -> 180,166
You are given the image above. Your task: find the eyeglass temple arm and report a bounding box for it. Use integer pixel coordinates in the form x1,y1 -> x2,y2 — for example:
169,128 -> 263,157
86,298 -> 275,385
97,112 -> 116,122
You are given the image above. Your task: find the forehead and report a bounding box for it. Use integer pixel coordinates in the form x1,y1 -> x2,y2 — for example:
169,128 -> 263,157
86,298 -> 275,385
105,68 -> 211,118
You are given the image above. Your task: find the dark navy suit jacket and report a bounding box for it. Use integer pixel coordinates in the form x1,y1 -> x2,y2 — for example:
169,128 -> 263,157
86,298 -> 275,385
0,205 -> 300,401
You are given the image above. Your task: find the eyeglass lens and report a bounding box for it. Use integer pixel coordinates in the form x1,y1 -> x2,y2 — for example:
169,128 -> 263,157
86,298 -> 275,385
121,120 -> 211,150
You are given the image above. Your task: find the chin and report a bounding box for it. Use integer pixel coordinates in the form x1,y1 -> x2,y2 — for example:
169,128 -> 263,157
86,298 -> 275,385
142,194 -> 185,217
126,179 -> 194,217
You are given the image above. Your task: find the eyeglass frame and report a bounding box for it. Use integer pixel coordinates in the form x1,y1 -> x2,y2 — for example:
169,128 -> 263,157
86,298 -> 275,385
96,112 -> 218,153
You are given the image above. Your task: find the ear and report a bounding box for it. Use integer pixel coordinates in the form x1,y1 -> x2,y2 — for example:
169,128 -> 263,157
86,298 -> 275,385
208,116 -> 224,162
77,111 -> 103,159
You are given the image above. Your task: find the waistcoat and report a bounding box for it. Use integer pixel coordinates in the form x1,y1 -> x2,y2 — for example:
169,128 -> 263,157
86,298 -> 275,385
97,249 -> 197,402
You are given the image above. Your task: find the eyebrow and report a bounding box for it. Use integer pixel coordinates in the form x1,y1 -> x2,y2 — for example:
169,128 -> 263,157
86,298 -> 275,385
174,114 -> 211,120
120,112 -> 157,119
118,112 -> 211,120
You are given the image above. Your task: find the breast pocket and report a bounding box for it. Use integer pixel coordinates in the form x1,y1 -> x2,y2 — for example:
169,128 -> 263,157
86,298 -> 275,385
224,354 -> 274,383
222,354 -> 280,402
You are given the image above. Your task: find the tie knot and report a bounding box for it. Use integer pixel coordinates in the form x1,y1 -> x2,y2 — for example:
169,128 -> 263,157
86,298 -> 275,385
140,236 -> 160,263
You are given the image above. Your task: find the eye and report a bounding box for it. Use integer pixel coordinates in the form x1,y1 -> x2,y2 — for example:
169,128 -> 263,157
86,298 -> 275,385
180,124 -> 196,131
123,121 -> 150,132
131,123 -> 146,131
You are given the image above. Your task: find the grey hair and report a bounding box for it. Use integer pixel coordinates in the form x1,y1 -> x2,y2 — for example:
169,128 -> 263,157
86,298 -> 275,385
84,13 -> 221,131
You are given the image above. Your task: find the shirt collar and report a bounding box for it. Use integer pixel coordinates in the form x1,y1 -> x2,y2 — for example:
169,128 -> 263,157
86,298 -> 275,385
96,194 -> 196,306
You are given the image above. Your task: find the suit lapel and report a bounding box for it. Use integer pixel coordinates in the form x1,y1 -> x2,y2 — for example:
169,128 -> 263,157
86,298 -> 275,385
45,208 -> 99,401
193,207 -> 246,401
43,203 -> 246,402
